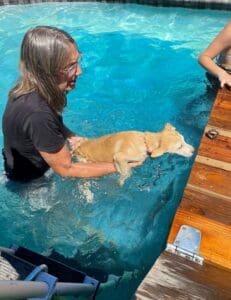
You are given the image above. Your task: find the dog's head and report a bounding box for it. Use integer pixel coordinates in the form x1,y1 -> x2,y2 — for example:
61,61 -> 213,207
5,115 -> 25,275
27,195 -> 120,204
146,123 -> 194,158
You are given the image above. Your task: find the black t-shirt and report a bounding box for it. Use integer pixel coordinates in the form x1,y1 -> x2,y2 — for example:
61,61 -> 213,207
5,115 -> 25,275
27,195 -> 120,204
2,91 -> 70,181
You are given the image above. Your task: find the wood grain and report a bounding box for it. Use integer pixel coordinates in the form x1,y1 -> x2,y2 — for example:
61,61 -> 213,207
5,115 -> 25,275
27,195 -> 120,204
168,208 -> 231,270
179,188 -> 231,225
134,251 -> 231,300
187,162 -> 231,198
197,135 -> 231,164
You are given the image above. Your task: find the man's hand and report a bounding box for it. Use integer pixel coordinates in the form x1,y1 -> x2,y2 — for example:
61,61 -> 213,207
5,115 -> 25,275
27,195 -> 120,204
67,136 -> 88,154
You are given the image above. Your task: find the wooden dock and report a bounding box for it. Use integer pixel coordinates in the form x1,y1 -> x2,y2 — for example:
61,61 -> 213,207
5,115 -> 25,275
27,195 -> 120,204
134,87 -> 231,299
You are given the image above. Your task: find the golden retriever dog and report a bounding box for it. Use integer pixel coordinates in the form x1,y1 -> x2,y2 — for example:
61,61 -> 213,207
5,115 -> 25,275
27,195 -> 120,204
74,123 -> 194,185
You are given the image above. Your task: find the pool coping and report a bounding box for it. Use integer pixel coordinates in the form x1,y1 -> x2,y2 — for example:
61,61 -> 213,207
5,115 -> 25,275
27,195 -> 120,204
0,0 -> 231,10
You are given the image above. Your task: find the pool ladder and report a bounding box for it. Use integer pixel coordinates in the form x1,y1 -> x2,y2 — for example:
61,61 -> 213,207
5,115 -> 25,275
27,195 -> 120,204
0,245 -> 100,299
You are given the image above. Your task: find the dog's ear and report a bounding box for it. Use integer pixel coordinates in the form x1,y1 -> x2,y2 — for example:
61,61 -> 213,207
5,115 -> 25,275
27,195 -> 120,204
150,135 -> 169,158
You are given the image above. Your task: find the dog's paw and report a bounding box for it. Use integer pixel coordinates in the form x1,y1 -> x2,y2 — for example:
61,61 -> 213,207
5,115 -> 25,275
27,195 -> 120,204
118,177 -> 126,186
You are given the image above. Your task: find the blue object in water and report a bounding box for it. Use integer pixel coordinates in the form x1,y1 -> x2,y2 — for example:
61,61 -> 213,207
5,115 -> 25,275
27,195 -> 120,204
0,245 -> 100,299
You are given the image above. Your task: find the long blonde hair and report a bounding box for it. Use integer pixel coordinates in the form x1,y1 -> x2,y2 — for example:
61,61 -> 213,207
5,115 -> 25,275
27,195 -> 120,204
9,26 -> 75,112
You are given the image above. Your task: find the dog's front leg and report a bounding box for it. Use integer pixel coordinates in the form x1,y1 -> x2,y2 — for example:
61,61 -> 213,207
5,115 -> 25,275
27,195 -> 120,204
113,152 -> 132,186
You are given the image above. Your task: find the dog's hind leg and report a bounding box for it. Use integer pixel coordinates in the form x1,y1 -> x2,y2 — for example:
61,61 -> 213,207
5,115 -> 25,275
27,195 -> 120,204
113,152 -> 132,186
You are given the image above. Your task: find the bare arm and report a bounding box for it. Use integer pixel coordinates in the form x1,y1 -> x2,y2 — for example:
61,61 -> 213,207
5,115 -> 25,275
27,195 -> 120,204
198,22 -> 231,88
39,144 -> 116,178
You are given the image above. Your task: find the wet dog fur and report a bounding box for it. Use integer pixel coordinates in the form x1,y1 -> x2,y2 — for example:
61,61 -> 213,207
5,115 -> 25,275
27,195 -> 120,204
74,123 -> 194,185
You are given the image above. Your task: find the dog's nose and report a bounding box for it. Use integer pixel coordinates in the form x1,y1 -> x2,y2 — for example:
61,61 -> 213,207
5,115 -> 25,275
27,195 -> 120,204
186,145 -> 194,157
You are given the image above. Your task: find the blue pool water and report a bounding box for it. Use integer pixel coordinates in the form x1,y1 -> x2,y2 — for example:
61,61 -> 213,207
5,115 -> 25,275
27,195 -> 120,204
0,3 -> 230,299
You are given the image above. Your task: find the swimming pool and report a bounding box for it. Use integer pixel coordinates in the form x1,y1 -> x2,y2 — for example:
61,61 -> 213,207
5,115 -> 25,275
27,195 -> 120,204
0,3 -> 230,299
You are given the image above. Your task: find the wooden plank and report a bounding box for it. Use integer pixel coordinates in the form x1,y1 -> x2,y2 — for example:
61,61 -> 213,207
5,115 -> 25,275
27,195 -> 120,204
205,125 -> 231,138
187,162 -> 231,198
209,90 -> 231,130
196,156 -> 231,171
179,188 -> 231,225
215,96 -> 231,108
210,107 -> 231,130
215,87 -> 231,102
197,134 -> 231,164
134,251 -> 231,300
168,209 -> 231,269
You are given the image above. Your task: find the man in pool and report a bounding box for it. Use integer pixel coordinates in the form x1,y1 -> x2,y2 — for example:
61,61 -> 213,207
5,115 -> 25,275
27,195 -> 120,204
198,21 -> 231,88
2,26 -> 140,182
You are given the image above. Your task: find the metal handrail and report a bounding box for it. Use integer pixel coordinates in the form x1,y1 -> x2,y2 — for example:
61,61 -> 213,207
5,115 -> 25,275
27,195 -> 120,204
55,282 -> 95,296
0,281 -> 48,299
0,280 -> 96,299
